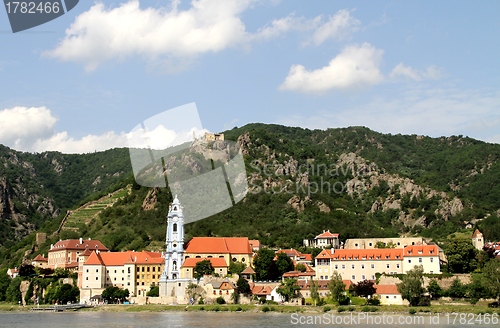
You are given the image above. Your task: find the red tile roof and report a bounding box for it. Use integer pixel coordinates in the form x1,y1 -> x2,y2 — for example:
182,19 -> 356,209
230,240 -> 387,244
84,250 -> 163,266
251,285 -> 275,296
283,270 -> 315,278
302,254 -> 313,261
33,254 -> 48,262
316,230 -> 339,239
185,237 -> 252,254
277,248 -> 301,257
181,257 -> 227,268
472,229 -> 482,238
249,240 -> 260,249
403,245 -> 439,257
375,284 -> 400,295
241,266 -> 256,275
49,239 -> 108,252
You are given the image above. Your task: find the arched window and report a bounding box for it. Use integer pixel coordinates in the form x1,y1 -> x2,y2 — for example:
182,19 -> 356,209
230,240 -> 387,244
173,223 -> 177,232
173,261 -> 177,270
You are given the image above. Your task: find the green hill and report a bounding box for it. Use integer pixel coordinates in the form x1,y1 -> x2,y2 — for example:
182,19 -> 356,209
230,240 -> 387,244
2,123 -> 500,269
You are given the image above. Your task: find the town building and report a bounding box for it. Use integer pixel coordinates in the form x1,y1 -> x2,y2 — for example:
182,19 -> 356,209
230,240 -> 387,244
374,284 -> 406,305
32,254 -> 48,269
343,237 -> 425,249
47,238 -> 108,270
79,250 -> 164,302
472,229 -> 485,250
297,279 -> 353,300
276,248 -> 313,265
303,230 -> 340,248
314,245 -> 440,283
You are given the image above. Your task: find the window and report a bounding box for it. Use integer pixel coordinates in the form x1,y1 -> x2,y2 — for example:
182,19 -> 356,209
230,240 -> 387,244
86,277 -> 88,280
142,267 -> 145,272
136,275 -> 139,279
152,275 -> 155,279
95,269 -> 99,273
114,270 -> 116,273
386,264 -> 390,269
114,278 -> 116,281
419,258 -> 423,263
362,275 -> 366,280
147,267 -> 150,272
96,277 -> 98,280
232,258 -> 237,262
355,243 -> 358,247
371,275 -> 375,280
408,259 -> 412,263
142,282 -> 145,286
137,267 -> 140,272
173,223 -> 177,232
369,243 -> 372,246
351,264 -> 355,269
370,264 -> 374,269
122,270 -> 124,273
341,265 -> 346,269
334,265 -> 338,270
361,264 -> 365,269
430,258 -> 434,263
351,275 -> 356,280
396,264 -> 400,269
128,267 -> 131,273
86,269 -> 89,273
153,267 -> 155,272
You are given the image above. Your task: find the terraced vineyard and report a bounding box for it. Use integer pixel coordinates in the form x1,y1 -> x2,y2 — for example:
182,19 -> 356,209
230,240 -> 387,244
59,186 -> 131,233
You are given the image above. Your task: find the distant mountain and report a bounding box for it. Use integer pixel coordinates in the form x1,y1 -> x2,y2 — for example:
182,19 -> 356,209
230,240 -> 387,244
2,123 -> 500,268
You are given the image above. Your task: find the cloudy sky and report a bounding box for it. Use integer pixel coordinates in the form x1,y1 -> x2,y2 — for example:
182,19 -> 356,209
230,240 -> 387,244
0,0 -> 499,153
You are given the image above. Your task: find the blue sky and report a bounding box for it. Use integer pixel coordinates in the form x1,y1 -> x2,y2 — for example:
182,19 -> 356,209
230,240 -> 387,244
0,0 -> 499,153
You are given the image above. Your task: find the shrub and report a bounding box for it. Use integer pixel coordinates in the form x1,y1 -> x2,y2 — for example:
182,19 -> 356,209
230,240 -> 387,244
262,306 -> 270,312
361,306 -> 371,312
367,297 -> 380,306
323,306 -> 331,312
216,296 -> 226,304
409,308 -> 417,315
488,301 -> 499,308
212,306 -> 220,312
198,306 -> 204,311
338,295 -> 350,305
337,306 -> 346,313
220,307 -> 229,311
347,306 -> 355,312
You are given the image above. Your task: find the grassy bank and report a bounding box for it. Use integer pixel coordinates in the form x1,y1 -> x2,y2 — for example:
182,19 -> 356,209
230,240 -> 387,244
2,300 -> 500,315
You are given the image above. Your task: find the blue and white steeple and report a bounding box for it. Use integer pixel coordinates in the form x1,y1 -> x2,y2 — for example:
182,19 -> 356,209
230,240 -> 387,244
160,195 -> 185,281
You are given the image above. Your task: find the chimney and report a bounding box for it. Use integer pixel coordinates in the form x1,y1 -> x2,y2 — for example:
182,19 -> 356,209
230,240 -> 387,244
79,237 -> 83,244
330,248 -> 334,254
50,244 -> 53,250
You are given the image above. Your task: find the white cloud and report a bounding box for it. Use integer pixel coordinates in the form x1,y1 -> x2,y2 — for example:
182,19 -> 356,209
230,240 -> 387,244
44,0 -> 252,71
0,106 -> 57,151
276,88 -> 500,143
33,131 -> 130,154
390,63 -> 444,81
279,43 -> 384,93
311,9 -> 361,45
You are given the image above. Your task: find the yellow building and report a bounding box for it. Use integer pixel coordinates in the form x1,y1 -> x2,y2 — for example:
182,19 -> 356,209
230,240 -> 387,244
183,237 -> 254,269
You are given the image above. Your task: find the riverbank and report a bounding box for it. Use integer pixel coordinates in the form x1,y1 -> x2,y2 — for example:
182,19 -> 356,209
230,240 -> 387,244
2,300 -> 499,315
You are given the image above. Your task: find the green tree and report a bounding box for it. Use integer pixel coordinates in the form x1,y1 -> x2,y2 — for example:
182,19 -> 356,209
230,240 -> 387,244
295,263 -> 306,272
397,265 -> 425,306
55,284 -> 80,304
327,271 -> 345,303
309,278 -> 320,306
482,259 -> 500,301
101,286 -> 128,303
427,279 -> 443,300
0,268 -> 11,301
443,239 -> 478,273
354,280 -> 376,298
447,278 -> 466,300
467,275 -> 487,305
5,276 -> 22,304
147,285 -> 159,297
228,261 -> 246,275
253,248 -> 278,281
18,264 -> 35,277
276,278 -> 300,302
194,259 -> 215,280
236,277 -> 251,296
276,253 -> 294,276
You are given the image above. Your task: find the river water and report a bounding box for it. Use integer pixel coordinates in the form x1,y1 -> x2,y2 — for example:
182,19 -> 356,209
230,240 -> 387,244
0,311 -> 498,327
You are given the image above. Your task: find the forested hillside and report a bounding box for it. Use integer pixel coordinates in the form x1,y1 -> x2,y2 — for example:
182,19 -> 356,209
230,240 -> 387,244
2,123 -> 500,269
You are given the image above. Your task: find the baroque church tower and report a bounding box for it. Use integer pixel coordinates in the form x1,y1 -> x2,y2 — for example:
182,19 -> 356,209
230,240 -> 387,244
159,196 -> 190,301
